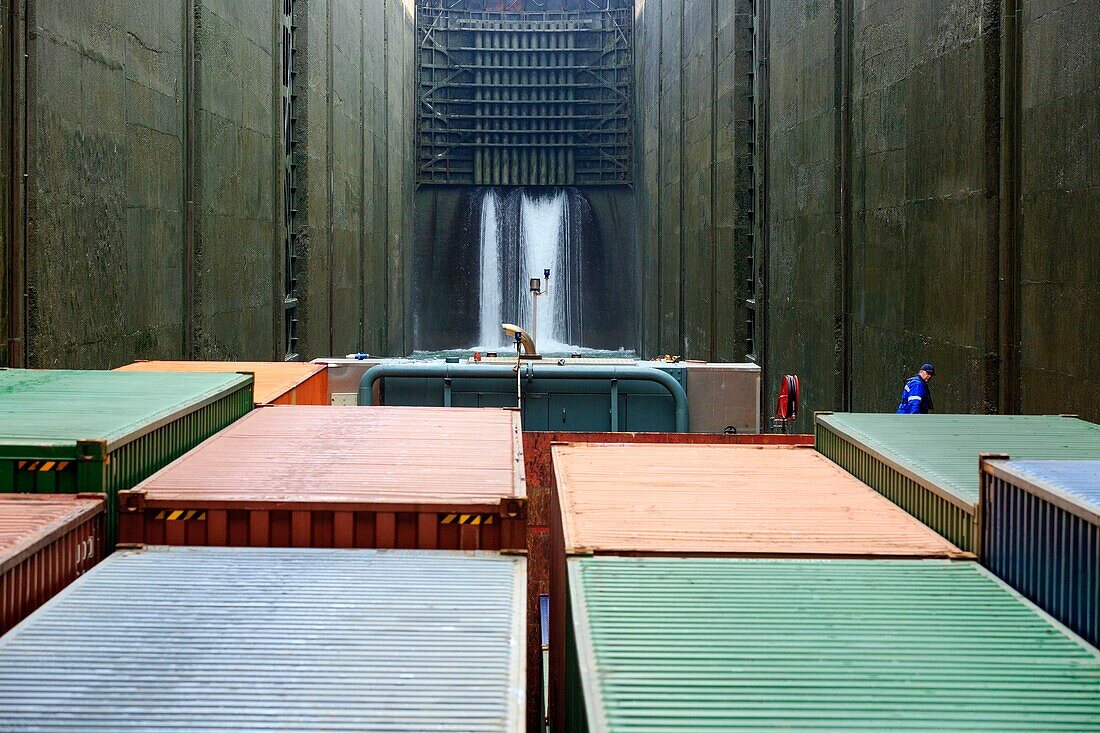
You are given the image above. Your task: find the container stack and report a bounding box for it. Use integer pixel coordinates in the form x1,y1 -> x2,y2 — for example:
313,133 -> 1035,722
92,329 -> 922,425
0,546 -> 525,731
981,458 -> 1100,649
0,369 -> 254,545
0,494 -> 104,634
117,360 -> 329,406
815,413 -> 1100,552
119,406 -> 526,549
548,443 -> 1053,731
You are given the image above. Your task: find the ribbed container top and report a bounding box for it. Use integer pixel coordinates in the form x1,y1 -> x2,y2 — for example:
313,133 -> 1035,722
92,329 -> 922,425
570,557 -> 1100,732
0,369 -> 252,449
117,360 -> 325,405
994,460 -> 1100,513
0,546 -> 525,731
553,444 -> 965,557
0,495 -> 103,572
817,413 -> 1100,504
136,406 -> 524,503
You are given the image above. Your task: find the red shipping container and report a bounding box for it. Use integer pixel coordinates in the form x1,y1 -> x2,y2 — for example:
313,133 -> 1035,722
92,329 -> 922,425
119,406 -> 526,551
0,494 -> 105,635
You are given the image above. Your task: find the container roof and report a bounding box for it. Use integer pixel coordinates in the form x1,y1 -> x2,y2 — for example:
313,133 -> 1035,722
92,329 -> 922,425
817,413 -> 1100,505
0,546 -> 525,731
117,360 -> 325,405
136,406 -> 524,503
0,369 -> 252,450
552,443 -> 965,557
570,557 -> 1100,732
0,495 -> 103,574
990,459 -> 1100,514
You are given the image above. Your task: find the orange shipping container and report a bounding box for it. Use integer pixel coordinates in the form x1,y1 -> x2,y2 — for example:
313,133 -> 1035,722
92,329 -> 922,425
0,494 -> 105,635
119,406 -> 526,551
548,443 -> 969,732
117,361 -> 328,406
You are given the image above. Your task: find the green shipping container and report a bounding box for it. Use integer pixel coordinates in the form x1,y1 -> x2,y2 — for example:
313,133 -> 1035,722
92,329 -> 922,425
0,369 -> 253,545
566,557 -> 1100,732
815,413 -> 1100,552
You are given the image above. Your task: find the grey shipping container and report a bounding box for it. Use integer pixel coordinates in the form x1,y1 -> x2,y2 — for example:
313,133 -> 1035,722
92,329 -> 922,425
0,546 -> 526,731
981,457 -> 1100,649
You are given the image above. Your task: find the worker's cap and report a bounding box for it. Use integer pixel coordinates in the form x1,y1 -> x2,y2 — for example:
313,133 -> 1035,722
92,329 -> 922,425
920,363 -> 936,375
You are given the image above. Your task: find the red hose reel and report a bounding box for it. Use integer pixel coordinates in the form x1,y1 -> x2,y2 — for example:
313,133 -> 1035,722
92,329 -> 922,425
773,374 -> 800,431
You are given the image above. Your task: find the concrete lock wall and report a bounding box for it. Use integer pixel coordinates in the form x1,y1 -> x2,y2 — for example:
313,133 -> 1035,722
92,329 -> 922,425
758,0 -> 1099,431
634,0 -> 755,362
0,0 -> 413,368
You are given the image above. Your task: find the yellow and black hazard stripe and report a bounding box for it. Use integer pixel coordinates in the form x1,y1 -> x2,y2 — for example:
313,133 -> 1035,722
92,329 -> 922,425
154,510 -> 207,521
440,513 -> 496,526
15,460 -> 71,472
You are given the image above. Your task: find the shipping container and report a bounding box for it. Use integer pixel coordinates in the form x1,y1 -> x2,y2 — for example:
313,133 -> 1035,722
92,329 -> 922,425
0,369 -> 254,546
0,546 -> 525,731
0,494 -> 104,635
521,432 -> 813,733
549,443 -> 967,733
566,557 -> 1100,732
981,457 -> 1100,649
816,413 -> 1100,552
118,360 -> 328,406
120,406 -> 526,550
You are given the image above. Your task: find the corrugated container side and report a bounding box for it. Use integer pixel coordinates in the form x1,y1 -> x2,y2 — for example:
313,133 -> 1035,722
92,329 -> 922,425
118,407 -> 526,552
0,495 -> 104,634
566,558 -> 1100,732
816,416 -> 978,551
1,375 -> 254,548
0,547 -> 526,731
982,458 -> 1100,649
119,497 -> 527,551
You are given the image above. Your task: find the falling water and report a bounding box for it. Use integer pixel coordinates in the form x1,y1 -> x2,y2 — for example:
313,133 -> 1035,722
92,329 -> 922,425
477,190 -> 502,348
475,187 -> 577,351
520,190 -> 568,349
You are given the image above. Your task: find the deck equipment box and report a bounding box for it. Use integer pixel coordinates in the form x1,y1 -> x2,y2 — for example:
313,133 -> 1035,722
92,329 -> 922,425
816,413 -> 1100,552
120,406 -> 526,550
0,494 -> 104,635
981,457 -> 1100,648
0,369 -> 253,545
118,360 -> 328,406
0,546 -> 525,731
566,557 -> 1100,732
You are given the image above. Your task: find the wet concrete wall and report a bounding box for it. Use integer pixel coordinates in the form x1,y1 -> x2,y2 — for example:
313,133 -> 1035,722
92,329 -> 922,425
635,0 -> 754,361
1,0 -> 413,368
762,0 -> 1100,429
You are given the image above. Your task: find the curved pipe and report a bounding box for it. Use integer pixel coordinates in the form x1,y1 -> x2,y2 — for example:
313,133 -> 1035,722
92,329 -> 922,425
359,363 -> 689,433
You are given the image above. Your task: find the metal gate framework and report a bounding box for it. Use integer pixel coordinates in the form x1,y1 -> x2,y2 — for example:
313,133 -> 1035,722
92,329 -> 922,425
416,0 -> 633,186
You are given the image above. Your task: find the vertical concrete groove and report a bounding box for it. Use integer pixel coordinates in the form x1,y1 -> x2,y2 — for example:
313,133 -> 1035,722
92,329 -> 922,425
182,0 -> 196,360
325,0 -> 334,356
655,0 -> 663,355
6,0 -> 27,367
981,0 -> 1004,413
834,0 -> 853,411
709,0 -> 719,361
754,0 -> 769,426
358,0 -> 367,351
677,0 -> 685,355
271,0 -> 283,360
381,0 -> 391,353
997,0 -> 1022,414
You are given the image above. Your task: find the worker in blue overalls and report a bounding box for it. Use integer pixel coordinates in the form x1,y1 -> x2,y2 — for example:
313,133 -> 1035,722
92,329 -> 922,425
896,363 -> 935,414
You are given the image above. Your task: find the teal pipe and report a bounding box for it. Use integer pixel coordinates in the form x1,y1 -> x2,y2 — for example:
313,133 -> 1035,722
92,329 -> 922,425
359,363 -> 689,433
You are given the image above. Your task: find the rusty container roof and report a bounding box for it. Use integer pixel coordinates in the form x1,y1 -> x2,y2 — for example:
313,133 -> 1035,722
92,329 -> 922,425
0,495 -> 104,574
136,406 -> 525,504
552,443 -> 965,558
117,360 -> 326,406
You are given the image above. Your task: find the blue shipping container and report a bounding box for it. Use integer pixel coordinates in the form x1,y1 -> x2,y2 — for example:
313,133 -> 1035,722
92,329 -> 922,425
981,458 -> 1100,649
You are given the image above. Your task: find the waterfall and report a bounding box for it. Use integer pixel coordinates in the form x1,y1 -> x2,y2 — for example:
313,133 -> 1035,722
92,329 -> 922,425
477,189 -> 502,348
475,187 -> 577,351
